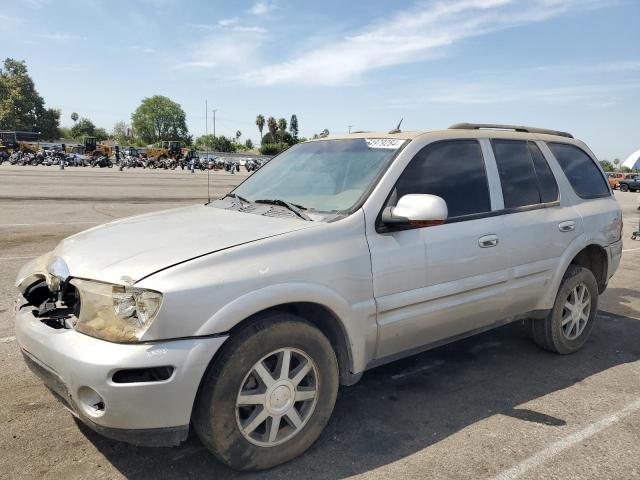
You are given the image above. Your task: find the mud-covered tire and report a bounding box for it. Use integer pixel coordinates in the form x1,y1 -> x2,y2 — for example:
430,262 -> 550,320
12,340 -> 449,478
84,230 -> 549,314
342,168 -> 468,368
192,312 -> 339,471
527,265 -> 599,354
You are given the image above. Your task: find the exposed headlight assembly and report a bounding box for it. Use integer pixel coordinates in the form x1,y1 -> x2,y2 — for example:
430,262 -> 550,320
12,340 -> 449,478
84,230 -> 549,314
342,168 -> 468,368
70,279 -> 162,343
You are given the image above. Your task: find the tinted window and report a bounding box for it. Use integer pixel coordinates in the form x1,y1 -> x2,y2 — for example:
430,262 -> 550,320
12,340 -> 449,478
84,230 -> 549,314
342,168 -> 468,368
492,140 -> 559,208
529,143 -> 559,203
492,140 -> 541,208
548,143 -> 610,198
394,140 -> 490,218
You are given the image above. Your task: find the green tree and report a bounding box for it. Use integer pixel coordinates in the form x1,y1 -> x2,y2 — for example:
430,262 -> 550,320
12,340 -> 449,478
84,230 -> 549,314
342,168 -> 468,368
267,116 -> 277,141
613,158 -> 620,170
195,134 -> 215,151
256,114 -> 265,140
94,127 -> 109,142
235,130 -> 242,142
620,165 -> 632,173
112,121 -> 129,144
71,112 -> 78,123
289,114 -> 298,139
39,108 -> 61,140
277,118 -> 287,144
194,134 -> 235,152
599,160 -> 613,172
245,138 -> 253,149
59,126 -> 72,139
0,58 -> 60,139
131,95 -> 189,144
70,117 -> 96,139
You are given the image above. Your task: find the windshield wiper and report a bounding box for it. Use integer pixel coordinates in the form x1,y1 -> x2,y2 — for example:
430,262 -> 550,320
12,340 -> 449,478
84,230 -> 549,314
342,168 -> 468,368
223,193 -> 251,203
254,199 -> 312,221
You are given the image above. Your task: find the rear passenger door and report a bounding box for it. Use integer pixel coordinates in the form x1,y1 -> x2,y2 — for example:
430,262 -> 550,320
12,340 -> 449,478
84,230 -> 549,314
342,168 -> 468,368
490,139 -> 583,316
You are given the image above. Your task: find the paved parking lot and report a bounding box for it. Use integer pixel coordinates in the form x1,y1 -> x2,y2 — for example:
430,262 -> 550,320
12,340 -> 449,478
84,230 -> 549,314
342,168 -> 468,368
0,165 -> 638,479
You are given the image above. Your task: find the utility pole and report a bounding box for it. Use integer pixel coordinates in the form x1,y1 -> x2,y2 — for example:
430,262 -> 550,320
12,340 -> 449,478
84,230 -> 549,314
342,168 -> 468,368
212,109 -> 217,138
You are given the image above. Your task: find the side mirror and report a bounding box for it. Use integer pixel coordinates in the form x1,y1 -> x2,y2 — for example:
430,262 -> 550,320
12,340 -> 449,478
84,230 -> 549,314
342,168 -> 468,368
382,194 -> 448,229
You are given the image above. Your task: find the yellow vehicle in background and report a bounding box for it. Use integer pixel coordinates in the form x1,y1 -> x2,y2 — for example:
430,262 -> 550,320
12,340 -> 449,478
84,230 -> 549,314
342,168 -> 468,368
0,131 -> 40,153
148,140 -> 183,160
66,137 -> 113,157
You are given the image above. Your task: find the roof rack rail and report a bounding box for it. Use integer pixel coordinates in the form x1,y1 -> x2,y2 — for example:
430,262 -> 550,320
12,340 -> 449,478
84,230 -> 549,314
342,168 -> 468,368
449,123 -> 573,139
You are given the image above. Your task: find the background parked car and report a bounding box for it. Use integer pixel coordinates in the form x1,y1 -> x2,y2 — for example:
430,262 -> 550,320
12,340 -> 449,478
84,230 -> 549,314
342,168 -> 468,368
618,175 -> 640,192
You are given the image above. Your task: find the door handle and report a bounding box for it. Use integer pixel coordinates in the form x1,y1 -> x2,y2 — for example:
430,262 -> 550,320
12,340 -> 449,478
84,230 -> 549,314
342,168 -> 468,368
558,221 -> 576,232
479,234 -> 499,248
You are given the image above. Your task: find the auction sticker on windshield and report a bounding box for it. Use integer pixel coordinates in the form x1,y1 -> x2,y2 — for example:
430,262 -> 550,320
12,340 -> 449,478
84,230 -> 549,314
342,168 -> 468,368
365,138 -> 405,149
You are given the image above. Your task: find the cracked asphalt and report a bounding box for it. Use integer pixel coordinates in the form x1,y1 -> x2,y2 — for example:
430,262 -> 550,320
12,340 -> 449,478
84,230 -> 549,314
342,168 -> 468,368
0,165 -> 638,479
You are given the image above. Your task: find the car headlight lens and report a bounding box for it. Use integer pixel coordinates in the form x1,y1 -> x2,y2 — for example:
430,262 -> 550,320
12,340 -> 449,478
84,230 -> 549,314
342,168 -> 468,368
70,279 -> 162,343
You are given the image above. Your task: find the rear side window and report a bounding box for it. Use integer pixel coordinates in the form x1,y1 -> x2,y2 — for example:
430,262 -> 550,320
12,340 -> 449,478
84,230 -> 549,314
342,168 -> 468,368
547,143 -> 610,198
529,142 -> 559,203
492,140 -> 559,209
394,140 -> 490,218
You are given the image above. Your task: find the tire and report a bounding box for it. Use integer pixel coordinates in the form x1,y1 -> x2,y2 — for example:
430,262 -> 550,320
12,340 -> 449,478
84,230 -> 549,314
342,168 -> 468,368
619,183 -> 629,192
527,265 -> 598,354
193,312 -> 339,471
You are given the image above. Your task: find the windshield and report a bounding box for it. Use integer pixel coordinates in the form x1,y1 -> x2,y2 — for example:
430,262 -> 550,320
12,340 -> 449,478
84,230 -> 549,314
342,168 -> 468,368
232,138 -> 404,212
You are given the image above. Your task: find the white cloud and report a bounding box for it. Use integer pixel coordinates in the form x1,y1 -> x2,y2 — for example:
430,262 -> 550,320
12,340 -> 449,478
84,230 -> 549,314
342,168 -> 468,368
37,32 -> 85,40
128,45 -> 156,54
177,27 -> 266,71
384,80 -> 640,109
218,17 -> 239,27
247,0 -> 275,16
0,14 -> 23,30
243,0 -> 613,86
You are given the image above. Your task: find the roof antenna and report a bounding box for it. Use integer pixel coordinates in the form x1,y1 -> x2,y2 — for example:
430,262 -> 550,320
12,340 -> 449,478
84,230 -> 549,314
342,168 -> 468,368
388,118 -> 403,134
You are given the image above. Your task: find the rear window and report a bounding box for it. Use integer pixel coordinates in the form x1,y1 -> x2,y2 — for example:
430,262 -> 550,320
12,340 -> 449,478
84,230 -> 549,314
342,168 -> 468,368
547,143 -> 610,198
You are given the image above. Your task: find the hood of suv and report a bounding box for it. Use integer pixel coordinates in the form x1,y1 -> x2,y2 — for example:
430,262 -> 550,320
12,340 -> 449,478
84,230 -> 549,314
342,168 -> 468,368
52,204 -> 317,284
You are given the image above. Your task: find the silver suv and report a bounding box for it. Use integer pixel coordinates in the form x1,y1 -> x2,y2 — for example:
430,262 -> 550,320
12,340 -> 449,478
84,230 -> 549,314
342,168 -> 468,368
15,123 -> 623,470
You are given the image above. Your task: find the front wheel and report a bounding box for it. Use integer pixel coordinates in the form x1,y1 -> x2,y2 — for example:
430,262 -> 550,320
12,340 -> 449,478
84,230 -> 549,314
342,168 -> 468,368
193,313 -> 339,471
527,265 -> 598,354
619,184 -> 629,192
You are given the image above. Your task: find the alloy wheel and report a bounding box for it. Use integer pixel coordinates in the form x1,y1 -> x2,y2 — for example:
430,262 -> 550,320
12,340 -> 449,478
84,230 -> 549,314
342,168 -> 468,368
561,282 -> 591,340
235,348 -> 319,447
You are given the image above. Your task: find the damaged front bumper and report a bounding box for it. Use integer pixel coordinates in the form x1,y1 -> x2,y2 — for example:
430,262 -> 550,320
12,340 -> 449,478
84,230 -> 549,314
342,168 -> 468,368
15,304 -> 227,447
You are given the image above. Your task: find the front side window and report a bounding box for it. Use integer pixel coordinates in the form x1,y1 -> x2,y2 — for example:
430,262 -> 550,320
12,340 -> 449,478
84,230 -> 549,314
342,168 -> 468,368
232,138 -> 404,213
393,140 -> 491,218
492,140 -> 559,209
547,143 -> 610,198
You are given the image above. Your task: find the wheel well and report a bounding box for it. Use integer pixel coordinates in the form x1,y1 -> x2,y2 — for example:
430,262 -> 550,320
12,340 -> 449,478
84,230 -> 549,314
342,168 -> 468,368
570,245 -> 608,293
228,302 -> 356,386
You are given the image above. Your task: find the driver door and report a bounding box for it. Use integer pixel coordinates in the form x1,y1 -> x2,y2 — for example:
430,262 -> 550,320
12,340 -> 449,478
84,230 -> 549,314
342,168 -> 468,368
366,139 -> 509,361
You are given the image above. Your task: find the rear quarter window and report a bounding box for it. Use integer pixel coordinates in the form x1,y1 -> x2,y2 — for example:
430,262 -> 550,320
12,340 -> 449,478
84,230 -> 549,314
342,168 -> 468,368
547,143 -> 610,199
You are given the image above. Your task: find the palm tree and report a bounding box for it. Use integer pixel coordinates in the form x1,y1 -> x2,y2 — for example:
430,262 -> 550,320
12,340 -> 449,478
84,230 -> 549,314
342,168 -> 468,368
267,116 -> 277,143
277,118 -> 287,145
256,114 -> 265,141
235,130 -> 241,142
71,112 -> 79,124
613,158 -> 620,171
289,114 -> 299,139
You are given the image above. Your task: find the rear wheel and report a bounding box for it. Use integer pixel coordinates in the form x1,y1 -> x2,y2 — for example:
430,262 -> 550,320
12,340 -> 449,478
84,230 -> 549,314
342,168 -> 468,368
527,265 -> 598,354
619,183 -> 629,192
193,313 -> 339,471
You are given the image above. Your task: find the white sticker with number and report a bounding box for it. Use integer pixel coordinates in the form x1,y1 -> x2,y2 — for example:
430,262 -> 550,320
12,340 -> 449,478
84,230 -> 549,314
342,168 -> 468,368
365,138 -> 404,149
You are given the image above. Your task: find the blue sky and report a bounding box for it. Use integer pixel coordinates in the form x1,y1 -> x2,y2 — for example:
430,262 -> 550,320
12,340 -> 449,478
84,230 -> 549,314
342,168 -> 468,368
1,0 -> 639,159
